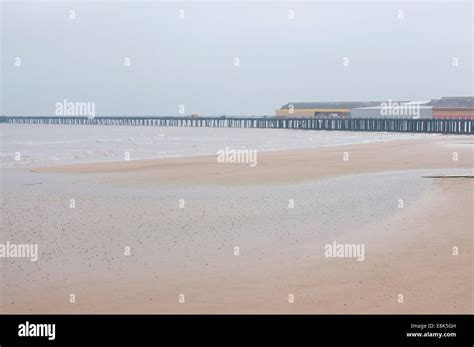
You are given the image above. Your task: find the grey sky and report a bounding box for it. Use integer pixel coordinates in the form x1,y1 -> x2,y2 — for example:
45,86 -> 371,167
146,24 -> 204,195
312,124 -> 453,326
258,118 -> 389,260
1,1 -> 472,116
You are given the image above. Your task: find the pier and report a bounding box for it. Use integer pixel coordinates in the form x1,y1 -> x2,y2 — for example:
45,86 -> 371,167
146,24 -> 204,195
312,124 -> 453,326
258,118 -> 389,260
1,116 -> 472,134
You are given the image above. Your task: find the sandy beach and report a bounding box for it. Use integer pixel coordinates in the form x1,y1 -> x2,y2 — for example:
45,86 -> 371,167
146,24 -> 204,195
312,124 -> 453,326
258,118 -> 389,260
33,136 -> 473,186
0,135 -> 472,313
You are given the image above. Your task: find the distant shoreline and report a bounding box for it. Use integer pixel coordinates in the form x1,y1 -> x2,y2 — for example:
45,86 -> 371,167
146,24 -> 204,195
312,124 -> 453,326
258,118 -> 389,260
32,137 -> 473,187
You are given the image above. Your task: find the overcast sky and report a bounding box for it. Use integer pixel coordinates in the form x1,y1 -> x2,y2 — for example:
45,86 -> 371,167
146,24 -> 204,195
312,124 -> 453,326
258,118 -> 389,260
1,1 -> 472,116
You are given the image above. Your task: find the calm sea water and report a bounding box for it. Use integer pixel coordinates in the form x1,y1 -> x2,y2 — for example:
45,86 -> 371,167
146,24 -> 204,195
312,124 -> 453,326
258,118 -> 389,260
0,124 -> 442,168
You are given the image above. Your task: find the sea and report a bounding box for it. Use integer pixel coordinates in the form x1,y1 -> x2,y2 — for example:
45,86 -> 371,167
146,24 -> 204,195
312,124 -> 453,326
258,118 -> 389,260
0,124 -> 443,168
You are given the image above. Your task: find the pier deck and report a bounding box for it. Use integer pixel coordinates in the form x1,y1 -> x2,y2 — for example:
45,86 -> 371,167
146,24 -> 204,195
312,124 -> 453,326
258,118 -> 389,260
1,116 -> 472,134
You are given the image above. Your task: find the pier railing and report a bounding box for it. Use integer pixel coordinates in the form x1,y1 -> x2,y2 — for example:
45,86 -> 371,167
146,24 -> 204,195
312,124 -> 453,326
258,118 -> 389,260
1,116 -> 472,134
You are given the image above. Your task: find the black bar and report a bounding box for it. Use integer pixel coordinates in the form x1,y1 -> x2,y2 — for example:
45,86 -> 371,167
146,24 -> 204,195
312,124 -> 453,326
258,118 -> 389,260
0,314 -> 471,346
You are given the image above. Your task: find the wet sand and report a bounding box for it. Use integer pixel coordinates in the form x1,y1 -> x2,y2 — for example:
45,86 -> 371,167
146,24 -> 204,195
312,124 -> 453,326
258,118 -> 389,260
0,136 -> 472,313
